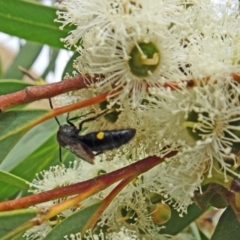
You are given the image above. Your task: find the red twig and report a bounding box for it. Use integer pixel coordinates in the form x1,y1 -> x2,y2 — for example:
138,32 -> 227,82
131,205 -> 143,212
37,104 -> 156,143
0,152 -> 177,211
83,177 -> 133,233
1,73 -> 239,112
0,75 -> 101,111
29,91 -> 109,128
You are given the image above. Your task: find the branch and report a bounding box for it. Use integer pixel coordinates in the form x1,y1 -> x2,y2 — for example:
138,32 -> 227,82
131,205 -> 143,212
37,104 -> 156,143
1,73 -> 239,112
0,74 -> 101,112
82,177 -> 134,234
0,152 -> 177,211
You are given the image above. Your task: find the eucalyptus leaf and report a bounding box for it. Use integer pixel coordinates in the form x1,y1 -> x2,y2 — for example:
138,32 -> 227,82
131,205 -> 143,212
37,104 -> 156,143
0,170 -> 28,189
0,209 -> 37,239
44,202 -> 101,240
0,80 -> 33,95
211,206 -> 240,240
41,48 -> 60,79
3,42 -> 43,79
0,109 -> 49,163
0,0 -> 74,49
160,203 -> 206,235
0,118 -> 74,200
61,52 -> 78,80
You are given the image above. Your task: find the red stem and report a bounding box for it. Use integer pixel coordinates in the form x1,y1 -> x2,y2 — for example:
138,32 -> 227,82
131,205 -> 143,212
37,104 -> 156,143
83,177 -> 133,233
0,152 -> 177,211
0,75 -> 101,111
1,73 -> 239,112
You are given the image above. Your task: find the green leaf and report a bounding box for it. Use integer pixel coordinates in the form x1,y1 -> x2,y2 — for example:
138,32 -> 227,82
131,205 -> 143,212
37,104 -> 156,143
0,0 -> 74,49
0,209 -> 37,239
3,42 -> 43,79
0,53 -> 2,78
61,52 -> 79,79
41,48 -> 60,79
211,206 -> 240,240
44,202 -> 101,240
0,170 -> 28,189
199,230 -> 209,240
0,134 -> 59,200
0,109 -> 49,163
0,117 -> 74,200
0,80 -> 33,95
160,203 -> 206,235
194,184 -> 229,210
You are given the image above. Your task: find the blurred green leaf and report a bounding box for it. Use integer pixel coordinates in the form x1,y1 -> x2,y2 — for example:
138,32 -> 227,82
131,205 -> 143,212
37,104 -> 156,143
0,117 -> 74,200
41,48 -> 60,79
3,42 -> 43,79
160,203 -> 206,235
0,54 -> 2,78
212,206 -> 240,240
199,230 -> 209,240
0,109 -> 49,163
0,170 -> 28,189
0,80 -> 33,95
0,209 -> 37,239
44,202 -> 101,240
0,0 -> 74,49
61,51 -> 77,80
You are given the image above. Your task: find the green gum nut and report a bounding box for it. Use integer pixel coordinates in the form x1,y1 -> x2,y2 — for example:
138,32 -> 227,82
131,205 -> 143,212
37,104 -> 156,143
129,42 -> 160,77
151,203 -> 171,225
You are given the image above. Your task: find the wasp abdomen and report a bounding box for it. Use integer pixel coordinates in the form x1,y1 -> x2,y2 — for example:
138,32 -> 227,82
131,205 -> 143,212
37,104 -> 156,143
79,128 -> 136,152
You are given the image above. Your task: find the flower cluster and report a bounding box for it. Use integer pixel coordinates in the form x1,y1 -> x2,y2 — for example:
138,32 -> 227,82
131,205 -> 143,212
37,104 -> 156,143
56,0 -> 190,106
27,0 -> 240,239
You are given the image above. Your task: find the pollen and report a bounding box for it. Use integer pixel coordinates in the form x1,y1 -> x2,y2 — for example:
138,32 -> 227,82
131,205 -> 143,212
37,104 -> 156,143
97,131 -> 105,140
128,42 -> 160,77
141,53 -> 159,65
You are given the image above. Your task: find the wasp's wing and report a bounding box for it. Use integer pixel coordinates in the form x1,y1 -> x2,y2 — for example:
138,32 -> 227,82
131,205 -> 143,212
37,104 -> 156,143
59,135 -> 95,164
68,141 -> 95,164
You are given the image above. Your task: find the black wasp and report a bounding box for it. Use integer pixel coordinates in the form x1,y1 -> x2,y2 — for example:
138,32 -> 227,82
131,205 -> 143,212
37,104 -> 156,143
49,99 -> 136,164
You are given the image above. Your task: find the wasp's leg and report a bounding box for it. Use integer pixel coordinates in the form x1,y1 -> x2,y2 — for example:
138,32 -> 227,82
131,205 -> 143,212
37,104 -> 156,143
78,109 -> 109,132
66,110 -> 95,125
59,146 -> 62,162
94,151 -> 104,156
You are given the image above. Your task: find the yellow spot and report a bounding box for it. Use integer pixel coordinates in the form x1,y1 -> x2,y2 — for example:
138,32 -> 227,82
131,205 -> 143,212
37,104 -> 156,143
97,132 -> 104,140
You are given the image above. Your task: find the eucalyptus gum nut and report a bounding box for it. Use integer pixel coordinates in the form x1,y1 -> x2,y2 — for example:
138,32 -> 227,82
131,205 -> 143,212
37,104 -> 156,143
129,42 -> 160,77
151,203 -> 171,225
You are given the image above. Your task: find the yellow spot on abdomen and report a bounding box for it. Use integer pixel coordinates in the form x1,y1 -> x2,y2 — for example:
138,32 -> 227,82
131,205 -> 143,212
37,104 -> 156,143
97,131 -> 104,140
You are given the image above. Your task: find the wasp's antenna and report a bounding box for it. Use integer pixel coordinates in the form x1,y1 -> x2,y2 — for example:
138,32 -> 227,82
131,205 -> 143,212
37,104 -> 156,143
49,98 -> 63,162
49,98 -> 61,126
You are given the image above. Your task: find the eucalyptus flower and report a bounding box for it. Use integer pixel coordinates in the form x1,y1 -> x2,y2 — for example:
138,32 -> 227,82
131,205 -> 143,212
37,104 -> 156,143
40,0 -> 240,239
